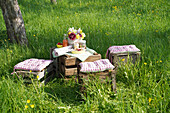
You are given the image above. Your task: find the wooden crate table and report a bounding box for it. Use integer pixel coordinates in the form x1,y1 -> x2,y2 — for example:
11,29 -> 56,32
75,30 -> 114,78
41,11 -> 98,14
106,45 -> 141,66
57,54 -> 101,79
50,47 -> 101,79
77,59 -> 117,93
12,58 -> 54,84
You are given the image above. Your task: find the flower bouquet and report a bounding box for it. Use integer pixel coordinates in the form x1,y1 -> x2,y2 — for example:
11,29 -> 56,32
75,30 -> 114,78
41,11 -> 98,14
67,27 -> 86,45
67,27 -> 86,54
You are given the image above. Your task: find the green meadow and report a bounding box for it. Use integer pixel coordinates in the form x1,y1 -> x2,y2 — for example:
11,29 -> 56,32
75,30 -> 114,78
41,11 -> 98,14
0,0 -> 169,112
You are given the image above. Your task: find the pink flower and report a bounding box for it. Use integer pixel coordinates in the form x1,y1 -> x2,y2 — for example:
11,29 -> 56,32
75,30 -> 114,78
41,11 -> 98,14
68,33 -> 76,40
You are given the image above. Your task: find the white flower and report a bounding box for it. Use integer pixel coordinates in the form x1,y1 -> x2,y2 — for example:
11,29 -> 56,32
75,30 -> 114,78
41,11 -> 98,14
77,28 -> 82,33
81,33 -> 86,37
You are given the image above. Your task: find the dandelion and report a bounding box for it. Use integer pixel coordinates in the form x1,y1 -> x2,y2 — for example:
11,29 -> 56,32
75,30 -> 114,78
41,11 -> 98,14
30,70 -> 32,73
121,59 -> 125,61
149,98 -> 151,103
144,62 -> 147,65
33,35 -> 35,37
37,75 -> 39,79
25,105 -> 28,109
156,30 -> 158,32
27,100 -> 30,103
160,60 -> 162,62
30,104 -> 34,108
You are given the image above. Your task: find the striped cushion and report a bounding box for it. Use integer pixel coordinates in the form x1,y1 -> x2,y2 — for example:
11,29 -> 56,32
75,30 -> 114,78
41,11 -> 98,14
14,58 -> 53,72
79,59 -> 114,73
79,62 -> 100,73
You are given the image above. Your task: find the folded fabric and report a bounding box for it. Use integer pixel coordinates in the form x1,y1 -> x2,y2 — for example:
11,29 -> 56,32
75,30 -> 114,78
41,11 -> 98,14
52,46 -> 97,62
13,58 -> 53,72
52,45 -> 72,57
79,59 -> 115,73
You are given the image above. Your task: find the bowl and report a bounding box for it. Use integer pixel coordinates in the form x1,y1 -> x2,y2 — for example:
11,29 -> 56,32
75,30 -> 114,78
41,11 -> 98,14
57,44 -> 63,48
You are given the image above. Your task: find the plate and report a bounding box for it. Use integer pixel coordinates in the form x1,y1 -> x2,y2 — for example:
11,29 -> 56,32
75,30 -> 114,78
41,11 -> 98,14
71,50 -> 85,54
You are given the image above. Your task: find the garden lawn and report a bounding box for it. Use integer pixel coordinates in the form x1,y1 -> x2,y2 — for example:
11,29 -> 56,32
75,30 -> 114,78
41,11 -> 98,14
0,0 -> 169,112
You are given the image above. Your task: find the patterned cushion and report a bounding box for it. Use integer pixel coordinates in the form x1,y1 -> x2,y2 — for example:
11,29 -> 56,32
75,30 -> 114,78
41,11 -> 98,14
79,59 -> 114,73
14,58 -> 53,72
94,59 -> 115,71
79,62 -> 100,73
108,45 -> 140,53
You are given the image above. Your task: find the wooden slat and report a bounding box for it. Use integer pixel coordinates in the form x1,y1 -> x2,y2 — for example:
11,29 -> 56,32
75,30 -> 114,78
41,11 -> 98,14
60,64 -> 77,76
59,54 -> 101,67
110,51 -> 141,65
84,54 -> 101,62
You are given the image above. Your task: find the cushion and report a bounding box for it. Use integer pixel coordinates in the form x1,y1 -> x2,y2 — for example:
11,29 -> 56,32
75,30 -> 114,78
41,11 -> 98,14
94,59 -> 115,71
108,45 -> 140,54
14,58 -> 53,72
79,62 -> 100,73
79,59 -> 115,73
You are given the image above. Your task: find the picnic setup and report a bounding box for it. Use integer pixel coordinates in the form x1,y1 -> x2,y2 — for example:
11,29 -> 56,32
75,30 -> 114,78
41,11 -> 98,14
12,27 -> 141,94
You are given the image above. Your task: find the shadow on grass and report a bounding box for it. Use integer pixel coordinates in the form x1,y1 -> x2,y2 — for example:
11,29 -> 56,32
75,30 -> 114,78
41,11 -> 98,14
44,78 -> 82,106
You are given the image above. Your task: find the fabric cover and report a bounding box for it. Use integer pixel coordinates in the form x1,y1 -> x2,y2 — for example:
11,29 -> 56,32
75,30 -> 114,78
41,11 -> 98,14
14,58 -> 53,72
79,59 -> 114,73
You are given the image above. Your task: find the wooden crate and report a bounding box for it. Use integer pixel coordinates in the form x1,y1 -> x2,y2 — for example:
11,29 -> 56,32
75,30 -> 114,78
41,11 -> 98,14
15,63 -> 54,84
78,68 -> 117,93
54,54 -> 101,77
107,51 -> 141,66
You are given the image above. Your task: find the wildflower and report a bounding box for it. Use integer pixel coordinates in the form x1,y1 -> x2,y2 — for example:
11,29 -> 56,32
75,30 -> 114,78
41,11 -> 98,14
30,104 -> 34,108
8,39 -> 10,40
5,39 -> 6,42
137,13 -> 141,16
37,75 -> 39,79
156,30 -> 158,32
160,60 -> 162,62
10,50 -> 12,53
30,70 -> 32,73
149,98 -> 151,103
152,10 -> 154,13
33,35 -> 35,37
156,61 -> 158,63
144,62 -> 147,65
27,100 -> 30,103
121,59 -> 125,61
25,105 -> 28,109
112,10 -> 114,13
76,34 -> 80,39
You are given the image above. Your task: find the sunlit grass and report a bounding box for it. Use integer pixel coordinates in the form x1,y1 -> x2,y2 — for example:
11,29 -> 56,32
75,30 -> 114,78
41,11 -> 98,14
0,0 -> 169,112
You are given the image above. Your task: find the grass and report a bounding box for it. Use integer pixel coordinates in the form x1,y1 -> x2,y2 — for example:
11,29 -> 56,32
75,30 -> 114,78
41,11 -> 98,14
0,0 -> 169,112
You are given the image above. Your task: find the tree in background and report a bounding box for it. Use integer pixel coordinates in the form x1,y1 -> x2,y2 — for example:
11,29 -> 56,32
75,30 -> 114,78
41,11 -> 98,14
51,0 -> 57,5
0,0 -> 28,45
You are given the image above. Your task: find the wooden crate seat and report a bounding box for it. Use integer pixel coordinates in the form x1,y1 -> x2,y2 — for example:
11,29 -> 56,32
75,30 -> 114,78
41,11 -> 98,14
78,59 -> 117,93
12,58 -> 54,84
106,45 -> 141,66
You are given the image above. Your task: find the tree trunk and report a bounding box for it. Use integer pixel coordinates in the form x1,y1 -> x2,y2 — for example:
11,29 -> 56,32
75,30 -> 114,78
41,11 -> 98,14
51,0 -> 57,5
0,0 -> 28,45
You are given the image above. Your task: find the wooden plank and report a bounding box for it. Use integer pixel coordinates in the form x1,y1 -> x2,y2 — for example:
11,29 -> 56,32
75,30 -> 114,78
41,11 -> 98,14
84,54 -> 101,62
60,64 -> 77,76
110,51 -> 141,65
59,54 -> 101,66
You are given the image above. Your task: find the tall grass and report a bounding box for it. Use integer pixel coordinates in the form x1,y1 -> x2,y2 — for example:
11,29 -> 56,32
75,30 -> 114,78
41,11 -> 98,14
0,0 -> 169,112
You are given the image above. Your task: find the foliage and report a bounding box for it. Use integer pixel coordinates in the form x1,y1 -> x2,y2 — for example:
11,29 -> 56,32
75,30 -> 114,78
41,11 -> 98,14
0,0 -> 169,112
